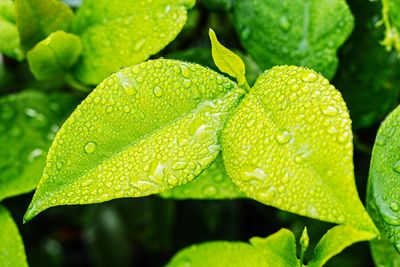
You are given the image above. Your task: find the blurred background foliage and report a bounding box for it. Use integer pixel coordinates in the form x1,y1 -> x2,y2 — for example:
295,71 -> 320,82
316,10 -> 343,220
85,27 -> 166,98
1,0 -> 400,266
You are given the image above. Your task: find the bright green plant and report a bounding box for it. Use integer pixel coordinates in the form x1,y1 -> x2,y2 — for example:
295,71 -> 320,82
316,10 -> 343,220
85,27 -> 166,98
1,0 -> 400,266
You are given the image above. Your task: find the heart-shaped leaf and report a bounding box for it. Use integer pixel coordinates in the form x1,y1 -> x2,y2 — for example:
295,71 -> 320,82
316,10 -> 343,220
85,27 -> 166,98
233,0 -> 354,79
27,31 -> 83,81
221,65 -> 377,233
24,59 -> 244,222
160,155 -> 243,199
367,104 -> 400,253
0,205 -> 28,267
0,91 -> 79,202
15,0 -> 74,50
72,0 -> 195,84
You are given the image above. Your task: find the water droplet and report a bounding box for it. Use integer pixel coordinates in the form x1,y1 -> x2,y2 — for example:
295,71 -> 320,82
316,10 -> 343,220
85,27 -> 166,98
106,106 -> 113,113
202,185 -> 218,196
56,161 -> 63,169
240,27 -> 251,40
172,162 -> 187,170
82,179 -> 94,187
28,148 -> 44,162
320,105 -> 338,116
84,141 -> 97,154
123,106 -> 131,113
294,153 -> 307,163
301,72 -> 318,83
123,86 -> 136,96
394,241 -> 400,254
337,131 -> 349,144
381,210 -> 400,226
274,129 -> 292,144
241,165 -> 266,181
279,16 -> 290,30
154,61 -> 162,68
257,186 -> 277,202
180,65 -> 190,78
153,86 -> 163,97
167,176 -> 179,186
393,161 -> 400,174
134,39 -> 146,51
188,118 -> 212,140
390,201 -> 400,212
375,136 -> 386,146
148,160 -> 165,181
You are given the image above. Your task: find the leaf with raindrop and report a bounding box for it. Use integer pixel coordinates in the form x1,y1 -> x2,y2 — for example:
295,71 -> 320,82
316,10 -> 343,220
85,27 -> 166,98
166,228 -> 298,267
24,59 -> 245,222
160,155 -> 244,199
232,0 -> 354,79
0,205 -> 28,267
71,0 -> 196,85
370,234 -> 400,267
27,31 -> 83,81
367,104 -> 400,254
0,0 -> 24,61
221,65 -> 377,234
0,91 -> 79,202
15,0 -> 74,51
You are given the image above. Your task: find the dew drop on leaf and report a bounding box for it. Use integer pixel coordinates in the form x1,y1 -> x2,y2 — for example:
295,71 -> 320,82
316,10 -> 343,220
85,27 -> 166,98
84,141 -> 97,154
279,16 -> 290,31
301,72 -> 318,83
153,86 -> 163,97
390,201 -> 400,212
320,105 -> 338,117
202,185 -> 218,196
274,129 -> 292,144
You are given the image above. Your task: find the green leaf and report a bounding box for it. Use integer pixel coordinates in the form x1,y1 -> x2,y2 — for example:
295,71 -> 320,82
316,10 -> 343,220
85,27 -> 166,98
0,0 -> 16,23
0,91 -> 79,202
209,29 -> 248,88
0,17 -> 24,61
24,59 -> 244,222
380,0 -> 400,54
15,0 -> 74,51
221,65 -> 377,233
370,234 -> 400,267
367,104 -> 400,253
27,31 -> 83,81
308,225 -> 376,267
72,0 -> 195,85
160,155 -> 243,199
0,205 -> 28,267
233,0 -> 354,79
166,228 -> 298,267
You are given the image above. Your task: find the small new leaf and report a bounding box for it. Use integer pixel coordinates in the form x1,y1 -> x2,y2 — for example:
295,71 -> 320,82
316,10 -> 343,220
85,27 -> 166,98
27,31 -> 83,81
209,28 -> 248,89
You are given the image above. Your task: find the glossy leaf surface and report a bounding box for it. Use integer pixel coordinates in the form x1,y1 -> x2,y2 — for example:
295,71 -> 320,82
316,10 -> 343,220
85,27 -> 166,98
160,155 -> 243,199
0,91 -> 79,201
367,104 -> 400,253
24,59 -> 244,221
15,0 -> 74,50
27,31 -> 82,81
72,0 -> 195,85
0,205 -> 28,267
233,0 -> 354,79
222,65 -> 376,233
166,228 -> 298,267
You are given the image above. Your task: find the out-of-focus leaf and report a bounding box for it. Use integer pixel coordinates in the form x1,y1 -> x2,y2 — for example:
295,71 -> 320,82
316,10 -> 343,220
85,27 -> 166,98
370,235 -> 400,267
27,31 -> 82,81
72,0 -> 196,85
160,155 -> 243,199
0,91 -> 79,201
0,205 -> 28,267
203,0 -> 233,12
233,0 -> 354,79
0,0 -> 24,60
380,0 -> 400,54
15,0 -> 74,50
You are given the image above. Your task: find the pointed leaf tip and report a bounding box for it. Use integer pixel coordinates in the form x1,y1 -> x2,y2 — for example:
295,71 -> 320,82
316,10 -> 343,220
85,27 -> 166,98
209,28 -> 248,90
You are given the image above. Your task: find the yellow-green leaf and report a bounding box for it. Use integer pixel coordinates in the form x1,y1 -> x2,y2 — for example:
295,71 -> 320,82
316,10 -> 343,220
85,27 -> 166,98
209,29 -> 248,88
160,155 -> 244,199
24,59 -> 244,222
166,228 -> 298,267
15,0 -> 74,50
0,205 -> 28,267
308,225 -> 376,267
27,31 -> 83,81
0,0 -> 24,60
221,65 -> 377,234
72,0 -> 195,85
